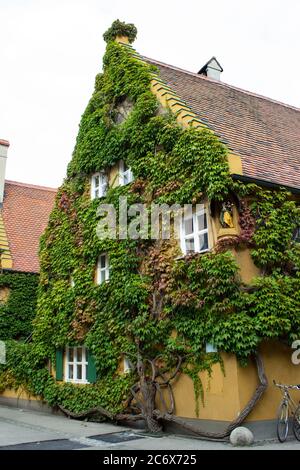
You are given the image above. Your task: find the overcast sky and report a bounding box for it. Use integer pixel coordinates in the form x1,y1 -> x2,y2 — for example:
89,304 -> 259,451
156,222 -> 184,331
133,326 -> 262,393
1,0 -> 299,188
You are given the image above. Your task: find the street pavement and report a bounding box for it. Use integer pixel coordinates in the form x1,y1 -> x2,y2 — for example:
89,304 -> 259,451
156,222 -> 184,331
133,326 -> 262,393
0,405 -> 299,450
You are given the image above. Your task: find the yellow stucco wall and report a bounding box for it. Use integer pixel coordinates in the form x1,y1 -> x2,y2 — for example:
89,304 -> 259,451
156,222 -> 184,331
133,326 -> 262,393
233,247 -> 260,284
164,342 -> 299,422
166,354 -> 240,421
1,388 -> 39,402
0,286 -> 10,303
109,163 -> 120,188
227,153 -> 243,175
239,341 -> 300,422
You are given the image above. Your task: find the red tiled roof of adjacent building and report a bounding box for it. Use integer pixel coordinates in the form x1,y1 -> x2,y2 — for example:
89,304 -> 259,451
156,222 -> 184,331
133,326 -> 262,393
146,57 -> 300,190
2,180 -> 56,273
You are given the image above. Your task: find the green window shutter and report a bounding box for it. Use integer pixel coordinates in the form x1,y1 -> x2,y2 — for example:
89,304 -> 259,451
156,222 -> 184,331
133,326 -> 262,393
86,350 -> 97,384
55,349 -> 64,381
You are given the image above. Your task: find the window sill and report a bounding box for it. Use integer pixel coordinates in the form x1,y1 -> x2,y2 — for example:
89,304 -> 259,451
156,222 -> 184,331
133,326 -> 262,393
65,379 -> 90,385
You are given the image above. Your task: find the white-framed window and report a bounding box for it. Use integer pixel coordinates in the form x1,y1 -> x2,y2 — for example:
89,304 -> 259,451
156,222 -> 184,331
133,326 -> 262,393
180,207 -> 209,255
65,346 -> 88,384
96,253 -> 110,284
119,160 -> 134,186
91,172 -> 108,200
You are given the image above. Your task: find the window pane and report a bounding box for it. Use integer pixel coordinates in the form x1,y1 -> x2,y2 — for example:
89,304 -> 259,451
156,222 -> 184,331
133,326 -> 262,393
199,232 -> 208,252
100,270 -> 106,283
68,348 -> 74,362
100,184 -> 107,197
197,213 -> 207,231
77,364 -> 82,380
77,347 -> 82,362
94,189 -> 99,198
123,171 -> 129,185
99,173 -> 106,184
185,238 -> 195,253
100,255 -> 106,269
68,364 -> 73,379
184,218 -> 193,236
129,170 -> 133,183
124,357 -> 131,373
94,175 -> 99,187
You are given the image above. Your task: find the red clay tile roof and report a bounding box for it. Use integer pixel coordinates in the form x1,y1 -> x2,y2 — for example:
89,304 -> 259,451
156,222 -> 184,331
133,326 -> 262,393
147,58 -> 300,190
2,180 -> 56,273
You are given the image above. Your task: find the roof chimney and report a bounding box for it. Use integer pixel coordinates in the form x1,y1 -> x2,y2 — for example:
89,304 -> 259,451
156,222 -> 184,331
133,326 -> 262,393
198,57 -> 223,81
0,140 -> 9,205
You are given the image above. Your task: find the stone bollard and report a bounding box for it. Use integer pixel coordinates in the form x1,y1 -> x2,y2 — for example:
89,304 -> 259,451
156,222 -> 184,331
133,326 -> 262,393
230,426 -> 254,447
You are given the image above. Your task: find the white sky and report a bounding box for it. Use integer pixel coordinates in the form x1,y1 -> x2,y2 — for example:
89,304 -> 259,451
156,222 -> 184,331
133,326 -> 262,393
1,0 -> 300,188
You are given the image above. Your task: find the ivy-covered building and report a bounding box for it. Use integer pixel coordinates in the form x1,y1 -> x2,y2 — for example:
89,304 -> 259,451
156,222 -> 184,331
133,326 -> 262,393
1,22 -> 300,438
0,139 -> 56,341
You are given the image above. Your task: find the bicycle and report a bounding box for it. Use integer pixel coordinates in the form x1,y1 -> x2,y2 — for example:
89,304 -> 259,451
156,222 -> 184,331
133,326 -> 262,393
273,379 -> 300,442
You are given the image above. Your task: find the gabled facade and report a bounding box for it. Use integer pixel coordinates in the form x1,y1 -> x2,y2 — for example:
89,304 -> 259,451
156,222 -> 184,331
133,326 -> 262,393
1,22 -> 300,438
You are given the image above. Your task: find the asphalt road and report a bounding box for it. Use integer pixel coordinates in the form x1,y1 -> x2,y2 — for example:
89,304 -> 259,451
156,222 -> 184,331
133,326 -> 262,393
0,405 -> 299,450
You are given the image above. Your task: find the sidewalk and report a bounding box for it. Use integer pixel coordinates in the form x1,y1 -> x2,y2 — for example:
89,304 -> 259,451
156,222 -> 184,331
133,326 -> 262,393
0,405 -> 299,450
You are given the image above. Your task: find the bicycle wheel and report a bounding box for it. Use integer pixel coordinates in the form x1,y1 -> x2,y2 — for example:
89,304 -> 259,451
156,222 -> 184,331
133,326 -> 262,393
293,404 -> 300,441
277,401 -> 289,442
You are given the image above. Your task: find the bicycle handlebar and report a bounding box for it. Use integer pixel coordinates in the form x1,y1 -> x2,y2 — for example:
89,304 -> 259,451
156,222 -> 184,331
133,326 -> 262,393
273,379 -> 300,390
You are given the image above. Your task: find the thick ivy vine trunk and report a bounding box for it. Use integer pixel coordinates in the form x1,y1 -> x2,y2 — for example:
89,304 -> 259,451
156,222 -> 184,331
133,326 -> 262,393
130,351 -> 163,433
139,380 -> 162,433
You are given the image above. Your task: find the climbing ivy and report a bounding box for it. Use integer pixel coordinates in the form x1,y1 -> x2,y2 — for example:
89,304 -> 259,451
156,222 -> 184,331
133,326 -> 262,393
1,21 -> 300,418
0,272 -> 38,340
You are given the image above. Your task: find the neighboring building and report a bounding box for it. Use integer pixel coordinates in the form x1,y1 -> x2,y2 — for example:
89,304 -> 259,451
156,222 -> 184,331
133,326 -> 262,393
1,23 -> 300,438
0,139 -> 56,340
